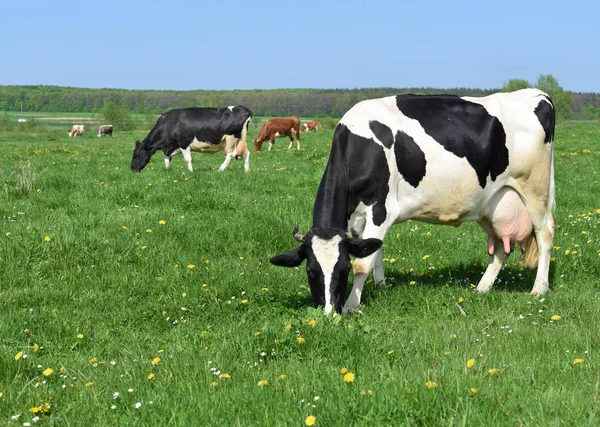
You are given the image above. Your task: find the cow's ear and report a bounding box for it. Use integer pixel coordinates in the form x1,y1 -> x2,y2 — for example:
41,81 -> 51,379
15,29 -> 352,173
270,247 -> 306,267
347,238 -> 382,258
135,141 -> 141,148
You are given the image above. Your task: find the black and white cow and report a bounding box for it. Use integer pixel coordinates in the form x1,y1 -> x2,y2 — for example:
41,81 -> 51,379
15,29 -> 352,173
130,106 -> 252,172
271,89 -> 555,315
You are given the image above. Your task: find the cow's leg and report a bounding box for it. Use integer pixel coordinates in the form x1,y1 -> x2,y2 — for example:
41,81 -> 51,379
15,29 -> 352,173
373,248 -> 385,286
343,223 -> 389,315
288,135 -> 294,149
181,146 -> 193,172
476,238 -> 508,293
530,217 -> 554,296
164,155 -> 171,168
269,136 -> 276,151
218,135 -> 237,171
241,141 -> 250,172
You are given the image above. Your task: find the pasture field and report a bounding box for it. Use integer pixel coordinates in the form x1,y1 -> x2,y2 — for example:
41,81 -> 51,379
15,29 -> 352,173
0,122 -> 599,426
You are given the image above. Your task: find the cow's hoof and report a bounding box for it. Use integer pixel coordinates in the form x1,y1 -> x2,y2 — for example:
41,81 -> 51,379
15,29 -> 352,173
342,306 -> 362,316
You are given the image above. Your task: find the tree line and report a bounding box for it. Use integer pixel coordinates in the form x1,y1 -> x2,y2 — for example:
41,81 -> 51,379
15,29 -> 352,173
1,75 -> 598,123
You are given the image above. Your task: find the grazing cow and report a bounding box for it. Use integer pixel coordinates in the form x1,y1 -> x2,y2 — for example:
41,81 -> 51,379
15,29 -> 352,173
301,120 -> 321,132
253,116 -> 301,151
130,106 -> 252,172
68,125 -> 85,137
271,89 -> 555,315
97,125 -> 113,137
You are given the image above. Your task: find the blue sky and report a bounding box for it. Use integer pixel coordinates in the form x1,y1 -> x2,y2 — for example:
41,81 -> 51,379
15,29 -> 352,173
1,1 -> 598,92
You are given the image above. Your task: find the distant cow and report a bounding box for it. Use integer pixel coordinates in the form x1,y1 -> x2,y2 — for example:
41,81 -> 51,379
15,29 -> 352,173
271,89 -> 556,315
97,125 -> 113,137
68,125 -> 85,137
130,106 -> 252,172
253,116 -> 301,151
301,121 -> 320,132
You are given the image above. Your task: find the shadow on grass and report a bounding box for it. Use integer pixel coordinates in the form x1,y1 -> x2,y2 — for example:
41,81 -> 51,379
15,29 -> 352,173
275,259 -> 556,312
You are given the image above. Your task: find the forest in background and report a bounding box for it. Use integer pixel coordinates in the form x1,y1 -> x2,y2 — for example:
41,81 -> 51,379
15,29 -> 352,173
1,76 -> 599,124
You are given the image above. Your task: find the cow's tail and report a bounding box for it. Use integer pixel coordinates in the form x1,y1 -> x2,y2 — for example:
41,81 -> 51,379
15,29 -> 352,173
235,115 -> 251,159
521,234 -> 538,268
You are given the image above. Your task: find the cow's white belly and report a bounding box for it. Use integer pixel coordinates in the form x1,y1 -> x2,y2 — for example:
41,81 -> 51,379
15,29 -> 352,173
189,136 -> 226,153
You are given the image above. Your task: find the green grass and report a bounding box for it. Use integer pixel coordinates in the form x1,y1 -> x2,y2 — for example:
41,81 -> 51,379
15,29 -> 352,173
0,122 -> 599,426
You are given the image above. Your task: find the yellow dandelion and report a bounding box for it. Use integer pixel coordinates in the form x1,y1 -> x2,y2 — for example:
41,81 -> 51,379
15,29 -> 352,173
33,343 -> 39,352
147,373 -> 155,380
488,368 -> 500,375
278,375 -> 286,380
467,359 -> 475,368
84,382 -> 93,387
145,229 -> 152,233
470,387 -> 477,394
210,381 -> 217,387
122,225 -> 128,230
220,373 -> 230,379
262,287 -> 269,291
297,337 -> 305,344
5,232 -> 11,237
343,372 -> 355,383
458,297 -> 464,303
389,258 -> 396,264
204,259 -> 209,264
255,331 -> 260,336
157,349 -> 164,353
241,299 -> 248,304
305,415 -> 316,426
0,392 -> 3,398
444,351 -> 451,356
573,358 -> 584,365
202,283 -> 207,288
257,380 -> 269,387
141,245 -> 148,249
409,280 -> 416,285
551,314 -> 561,321
423,255 -> 430,260
309,320 -> 317,327
88,357 -> 97,364
425,381 -> 438,388
151,357 -> 161,365
182,292 -> 187,297
30,406 -> 42,414
341,367 -> 348,375
285,322 -> 292,330
14,351 -> 23,360
159,220 -> 166,225
387,350 -> 394,355
449,334 -> 457,339
42,368 -> 53,376
77,333 -> 84,339
187,264 -> 195,269
44,236 -> 51,242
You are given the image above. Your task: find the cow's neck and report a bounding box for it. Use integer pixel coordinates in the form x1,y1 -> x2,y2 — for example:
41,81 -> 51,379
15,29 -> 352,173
312,146 -> 349,230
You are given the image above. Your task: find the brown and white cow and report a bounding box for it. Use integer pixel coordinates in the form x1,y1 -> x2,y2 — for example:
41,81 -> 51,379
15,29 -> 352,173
68,125 -> 85,137
301,120 -> 320,132
97,125 -> 113,137
253,116 -> 301,151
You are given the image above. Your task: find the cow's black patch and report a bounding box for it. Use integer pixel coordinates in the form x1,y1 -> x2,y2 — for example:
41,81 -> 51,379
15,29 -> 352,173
395,130 -> 427,187
533,96 -> 555,144
369,120 -> 394,149
396,95 -> 508,188
313,124 -> 390,228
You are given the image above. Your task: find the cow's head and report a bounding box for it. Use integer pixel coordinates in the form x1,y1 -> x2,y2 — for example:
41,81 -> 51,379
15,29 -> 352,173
130,141 -> 152,172
253,138 -> 264,152
270,223 -> 382,314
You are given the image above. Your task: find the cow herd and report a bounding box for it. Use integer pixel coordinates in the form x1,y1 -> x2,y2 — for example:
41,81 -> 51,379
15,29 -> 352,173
68,124 -> 113,137
75,90 -> 558,315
